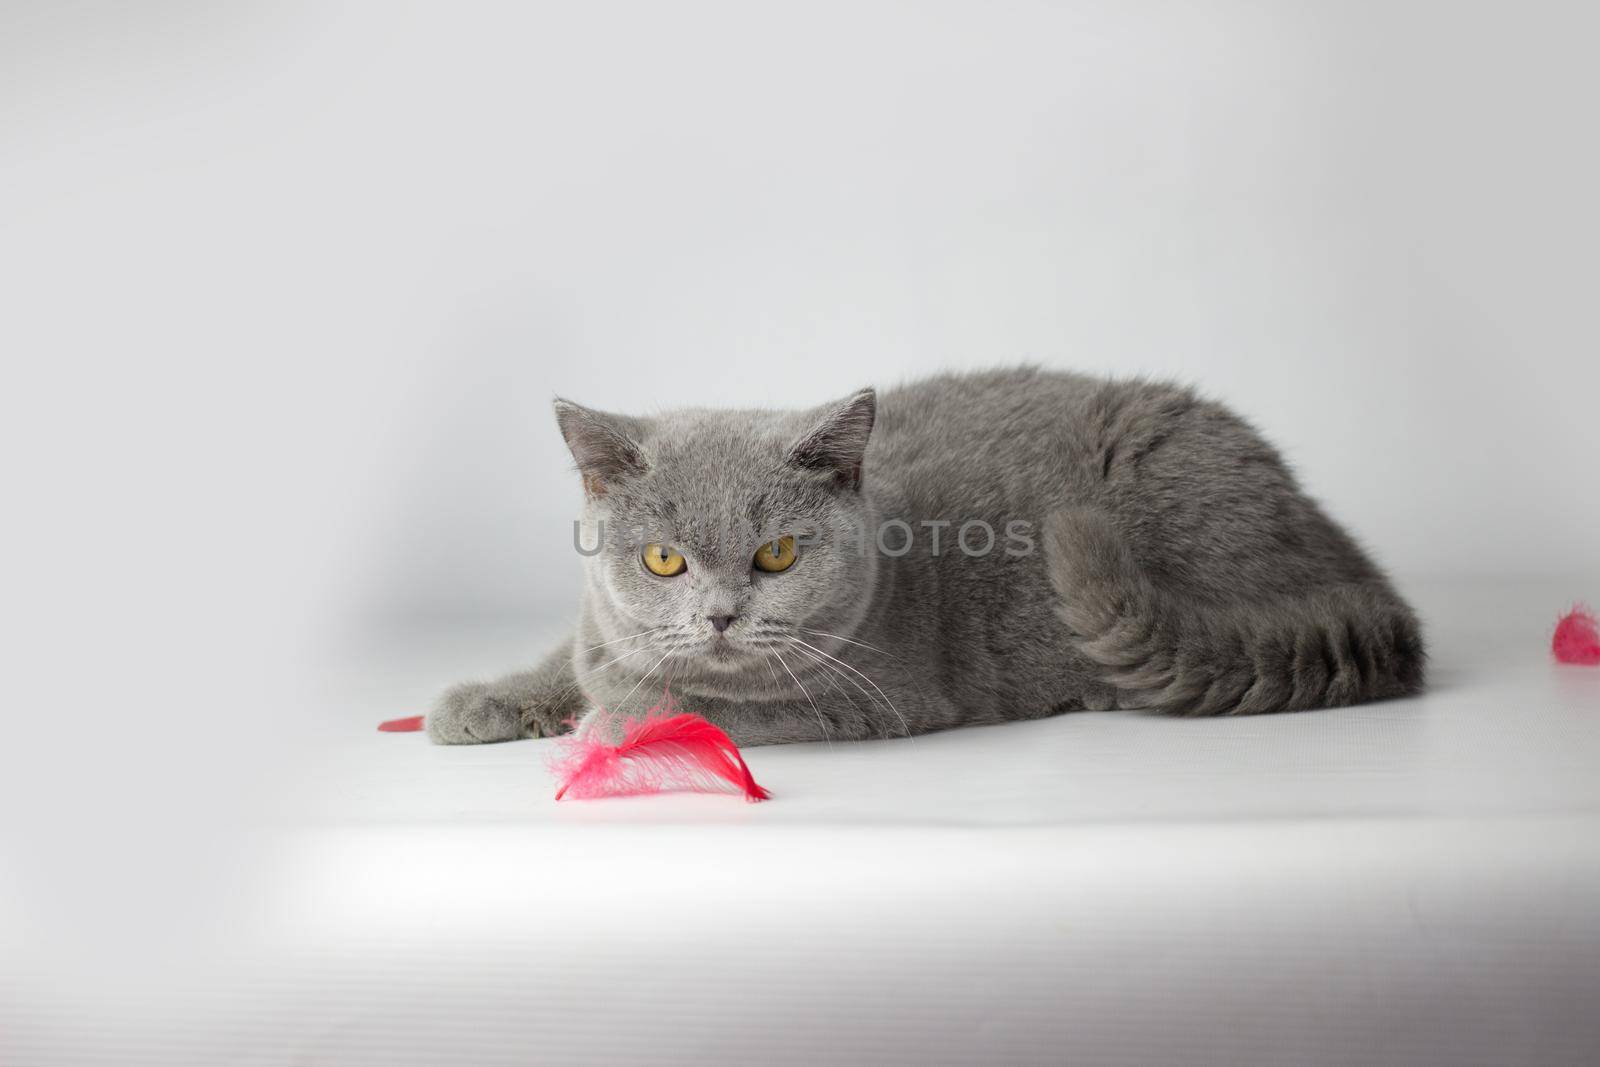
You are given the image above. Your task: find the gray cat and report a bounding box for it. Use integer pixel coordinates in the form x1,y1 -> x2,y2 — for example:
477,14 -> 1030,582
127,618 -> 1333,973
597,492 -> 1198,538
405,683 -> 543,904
427,367 -> 1424,746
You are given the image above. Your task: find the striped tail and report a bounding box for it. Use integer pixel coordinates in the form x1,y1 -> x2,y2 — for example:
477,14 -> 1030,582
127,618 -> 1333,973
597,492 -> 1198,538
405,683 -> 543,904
1045,508 -> 1426,715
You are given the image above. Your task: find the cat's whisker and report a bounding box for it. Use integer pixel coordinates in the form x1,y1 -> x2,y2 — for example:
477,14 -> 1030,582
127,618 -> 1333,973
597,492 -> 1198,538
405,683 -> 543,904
785,643 -> 865,714
734,637 -> 787,650
583,642 -> 661,677
536,643 -> 660,721
784,640 -> 892,735
800,628 -> 902,662
771,647 -> 832,749
786,636 -> 914,741
578,626 -> 666,655
610,650 -> 674,718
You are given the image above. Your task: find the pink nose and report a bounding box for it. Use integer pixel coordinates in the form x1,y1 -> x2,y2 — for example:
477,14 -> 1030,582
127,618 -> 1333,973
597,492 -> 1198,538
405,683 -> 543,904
708,614 -> 736,633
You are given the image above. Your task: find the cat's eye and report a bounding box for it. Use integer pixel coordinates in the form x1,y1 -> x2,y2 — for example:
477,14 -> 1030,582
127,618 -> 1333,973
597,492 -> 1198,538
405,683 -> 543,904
641,543 -> 687,577
753,535 -> 797,573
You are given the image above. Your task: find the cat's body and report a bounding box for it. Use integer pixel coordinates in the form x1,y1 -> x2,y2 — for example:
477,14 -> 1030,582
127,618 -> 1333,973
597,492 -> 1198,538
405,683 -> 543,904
428,367 -> 1424,747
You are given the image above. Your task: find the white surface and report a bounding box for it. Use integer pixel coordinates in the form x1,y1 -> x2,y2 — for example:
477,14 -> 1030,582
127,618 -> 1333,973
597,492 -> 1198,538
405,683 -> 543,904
6,579 -> 1597,1064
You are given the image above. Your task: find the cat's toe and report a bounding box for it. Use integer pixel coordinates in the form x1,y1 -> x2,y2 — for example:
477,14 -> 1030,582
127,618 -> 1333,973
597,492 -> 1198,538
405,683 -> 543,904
524,705 -> 580,739
427,682 -> 523,744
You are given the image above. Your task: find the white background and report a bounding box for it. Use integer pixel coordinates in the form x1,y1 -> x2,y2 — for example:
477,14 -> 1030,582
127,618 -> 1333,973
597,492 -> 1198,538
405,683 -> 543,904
5,1 -> 1595,634
2,2 -> 1598,1040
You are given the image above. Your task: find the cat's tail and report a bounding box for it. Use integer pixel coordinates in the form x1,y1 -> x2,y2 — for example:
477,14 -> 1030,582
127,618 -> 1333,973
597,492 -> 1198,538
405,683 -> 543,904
1043,508 -> 1426,715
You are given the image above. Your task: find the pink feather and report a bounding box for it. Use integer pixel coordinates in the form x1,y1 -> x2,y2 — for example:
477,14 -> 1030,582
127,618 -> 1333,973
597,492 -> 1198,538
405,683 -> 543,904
1553,604 -> 1600,666
550,702 -> 771,802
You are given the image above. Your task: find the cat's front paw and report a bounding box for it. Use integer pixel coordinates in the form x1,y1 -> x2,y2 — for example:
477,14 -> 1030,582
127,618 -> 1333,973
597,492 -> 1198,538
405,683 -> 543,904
426,682 -> 524,745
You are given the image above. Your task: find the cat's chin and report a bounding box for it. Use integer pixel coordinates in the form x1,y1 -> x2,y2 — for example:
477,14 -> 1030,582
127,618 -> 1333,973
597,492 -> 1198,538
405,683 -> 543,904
692,637 -> 760,672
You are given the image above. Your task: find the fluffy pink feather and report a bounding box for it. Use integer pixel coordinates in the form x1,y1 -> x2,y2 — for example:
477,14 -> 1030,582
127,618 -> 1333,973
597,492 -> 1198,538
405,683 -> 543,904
1553,604 -> 1600,666
550,701 -> 771,802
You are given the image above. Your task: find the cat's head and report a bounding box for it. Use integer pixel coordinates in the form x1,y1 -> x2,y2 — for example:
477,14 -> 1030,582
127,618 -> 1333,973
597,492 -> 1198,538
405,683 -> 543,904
555,389 -> 878,669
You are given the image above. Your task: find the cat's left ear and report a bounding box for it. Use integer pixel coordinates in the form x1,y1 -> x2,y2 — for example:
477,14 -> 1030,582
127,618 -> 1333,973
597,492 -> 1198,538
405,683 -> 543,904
787,387 -> 876,491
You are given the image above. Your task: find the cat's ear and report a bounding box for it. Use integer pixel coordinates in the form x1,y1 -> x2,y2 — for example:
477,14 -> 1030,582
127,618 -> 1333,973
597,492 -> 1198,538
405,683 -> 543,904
787,387 -> 876,491
553,399 -> 648,496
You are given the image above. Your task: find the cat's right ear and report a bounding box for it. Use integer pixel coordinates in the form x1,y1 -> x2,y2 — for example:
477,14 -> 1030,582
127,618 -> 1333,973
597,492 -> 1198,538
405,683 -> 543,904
553,399 -> 648,497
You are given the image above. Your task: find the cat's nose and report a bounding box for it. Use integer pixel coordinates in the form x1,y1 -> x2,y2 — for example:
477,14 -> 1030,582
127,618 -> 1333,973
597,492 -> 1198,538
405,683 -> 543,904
707,613 -> 737,633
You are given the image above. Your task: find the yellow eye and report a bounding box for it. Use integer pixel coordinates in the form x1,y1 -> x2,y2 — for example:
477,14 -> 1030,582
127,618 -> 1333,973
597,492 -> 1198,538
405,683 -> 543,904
641,543 -> 687,577
753,535 -> 797,573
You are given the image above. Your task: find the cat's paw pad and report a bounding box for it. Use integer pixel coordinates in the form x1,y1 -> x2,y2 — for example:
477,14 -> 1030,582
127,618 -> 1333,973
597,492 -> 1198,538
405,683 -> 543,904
426,682 -> 523,745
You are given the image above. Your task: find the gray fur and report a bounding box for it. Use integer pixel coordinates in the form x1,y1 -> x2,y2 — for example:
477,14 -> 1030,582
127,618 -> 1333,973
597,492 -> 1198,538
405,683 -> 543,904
428,367 -> 1425,747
